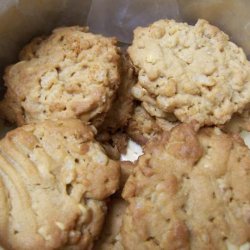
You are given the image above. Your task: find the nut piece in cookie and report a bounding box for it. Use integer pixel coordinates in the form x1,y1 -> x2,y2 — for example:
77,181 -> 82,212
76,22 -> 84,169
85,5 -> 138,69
128,19 -> 250,127
121,124 -> 250,249
0,119 -> 120,250
0,26 -> 121,127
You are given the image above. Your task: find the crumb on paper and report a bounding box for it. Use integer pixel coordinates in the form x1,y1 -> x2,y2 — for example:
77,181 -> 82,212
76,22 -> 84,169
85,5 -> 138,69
87,0 -> 181,43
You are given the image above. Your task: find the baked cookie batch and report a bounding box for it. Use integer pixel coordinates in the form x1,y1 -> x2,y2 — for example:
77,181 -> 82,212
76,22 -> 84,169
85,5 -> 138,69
0,19 -> 250,250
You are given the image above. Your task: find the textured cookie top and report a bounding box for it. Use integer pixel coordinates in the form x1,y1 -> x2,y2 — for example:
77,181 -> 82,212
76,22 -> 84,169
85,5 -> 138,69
0,119 -> 120,250
122,124 -> 250,249
1,26 -> 121,126
128,19 -> 250,127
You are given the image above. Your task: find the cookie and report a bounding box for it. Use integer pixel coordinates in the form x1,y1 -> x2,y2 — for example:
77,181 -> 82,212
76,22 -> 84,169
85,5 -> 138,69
121,124 -> 250,249
94,198 -> 126,250
128,19 -> 250,127
127,105 -> 178,145
0,119 -> 120,250
0,26 -> 121,127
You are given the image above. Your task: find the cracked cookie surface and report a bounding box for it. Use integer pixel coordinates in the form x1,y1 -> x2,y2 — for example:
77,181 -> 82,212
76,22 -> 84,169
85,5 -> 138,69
0,119 -> 120,250
128,19 -> 250,127
0,26 -> 121,127
121,124 -> 250,249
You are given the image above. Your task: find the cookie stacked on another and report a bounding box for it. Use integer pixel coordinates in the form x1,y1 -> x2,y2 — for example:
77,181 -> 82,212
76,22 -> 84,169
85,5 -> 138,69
0,26 -> 121,127
96,19 -> 250,250
1,18 -> 250,250
127,19 -> 250,143
97,124 -> 250,249
0,27 -> 127,250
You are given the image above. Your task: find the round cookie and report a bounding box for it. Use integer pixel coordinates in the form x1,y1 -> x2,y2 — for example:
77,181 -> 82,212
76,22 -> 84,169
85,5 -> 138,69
128,19 -> 250,127
121,124 -> 250,249
0,26 -> 121,127
0,119 -> 120,250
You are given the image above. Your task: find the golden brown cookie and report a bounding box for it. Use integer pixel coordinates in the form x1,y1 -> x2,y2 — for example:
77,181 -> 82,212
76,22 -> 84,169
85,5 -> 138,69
128,19 -> 250,128
0,119 -> 120,250
0,26 -> 121,127
121,124 -> 250,249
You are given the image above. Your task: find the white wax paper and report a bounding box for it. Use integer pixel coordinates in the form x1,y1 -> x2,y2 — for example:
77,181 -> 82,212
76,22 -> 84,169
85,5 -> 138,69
0,0 -> 92,77
87,0 -> 181,44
